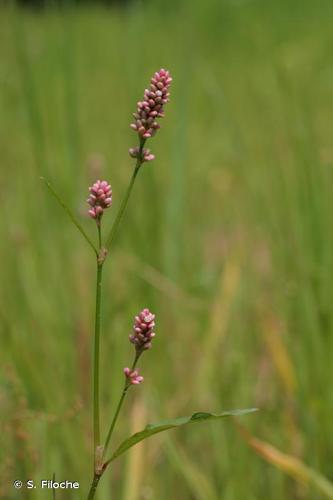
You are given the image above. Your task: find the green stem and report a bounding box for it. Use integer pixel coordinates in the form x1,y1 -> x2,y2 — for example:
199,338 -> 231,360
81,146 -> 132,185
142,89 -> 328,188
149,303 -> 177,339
52,472 -> 56,500
93,223 -> 104,452
103,353 -> 140,459
105,138 -> 146,252
97,223 -> 102,249
105,164 -> 141,251
87,473 -> 101,500
88,140 -> 145,499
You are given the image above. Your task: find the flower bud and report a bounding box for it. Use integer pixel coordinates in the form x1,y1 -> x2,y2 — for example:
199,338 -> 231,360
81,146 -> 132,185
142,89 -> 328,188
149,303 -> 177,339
129,147 -> 155,163
124,367 -> 144,385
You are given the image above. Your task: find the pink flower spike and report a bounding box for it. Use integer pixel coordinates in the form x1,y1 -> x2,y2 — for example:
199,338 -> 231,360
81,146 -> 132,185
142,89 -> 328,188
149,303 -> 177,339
124,367 -> 144,385
87,179 -> 112,221
129,308 -> 156,353
130,69 -> 172,141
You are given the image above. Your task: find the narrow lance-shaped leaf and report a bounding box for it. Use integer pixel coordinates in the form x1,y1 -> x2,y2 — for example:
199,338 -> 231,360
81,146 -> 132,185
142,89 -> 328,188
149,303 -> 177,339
105,409 -> 257,465
41,177 -> 98,256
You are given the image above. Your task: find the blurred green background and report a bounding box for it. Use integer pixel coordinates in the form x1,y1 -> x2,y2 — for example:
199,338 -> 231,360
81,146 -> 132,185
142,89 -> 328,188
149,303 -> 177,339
1,0 -> 333,498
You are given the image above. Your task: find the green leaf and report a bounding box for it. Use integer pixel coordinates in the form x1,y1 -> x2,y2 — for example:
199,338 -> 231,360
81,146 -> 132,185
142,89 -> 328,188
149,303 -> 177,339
41,177 -> 98,256
106,408 -> 257,465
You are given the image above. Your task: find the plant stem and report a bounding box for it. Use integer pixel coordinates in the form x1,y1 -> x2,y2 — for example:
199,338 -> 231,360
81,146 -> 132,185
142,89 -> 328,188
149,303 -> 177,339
93,224 -> 104,453
97,223 -> 102,249
105,139 -> 146,252
103,353 -> 140,459
87,351 -> 140,500
88,140 -> 145,499
87,473 -> 101,500
105,164 -> 141,251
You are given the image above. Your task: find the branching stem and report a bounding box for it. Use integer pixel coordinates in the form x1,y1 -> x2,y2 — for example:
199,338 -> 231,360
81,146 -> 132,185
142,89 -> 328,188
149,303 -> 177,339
88,140 -> 145,500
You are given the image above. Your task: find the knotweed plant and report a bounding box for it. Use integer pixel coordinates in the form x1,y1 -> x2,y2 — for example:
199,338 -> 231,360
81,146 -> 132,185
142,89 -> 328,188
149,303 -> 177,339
43,69 -> 256,499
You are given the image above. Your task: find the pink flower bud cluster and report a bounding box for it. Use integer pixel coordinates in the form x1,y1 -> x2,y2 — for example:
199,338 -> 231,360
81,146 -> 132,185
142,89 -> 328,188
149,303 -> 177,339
87,180 -> 112,220
124,367 -> 144,385
129,147 -> 155,163
130,69 -> 172,140
129,308 -> 156,352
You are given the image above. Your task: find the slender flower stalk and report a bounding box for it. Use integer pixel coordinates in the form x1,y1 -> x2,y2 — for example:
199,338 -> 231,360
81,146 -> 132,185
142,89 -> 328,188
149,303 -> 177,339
93,259 -> 103,450
88,181 -> 112,464
103,308 -> 156,460
102,352 -> 141,459
105,149 -> 144,251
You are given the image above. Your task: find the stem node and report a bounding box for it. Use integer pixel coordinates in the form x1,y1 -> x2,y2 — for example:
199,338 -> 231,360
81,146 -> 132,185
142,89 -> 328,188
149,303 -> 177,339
97,247 -> 108,265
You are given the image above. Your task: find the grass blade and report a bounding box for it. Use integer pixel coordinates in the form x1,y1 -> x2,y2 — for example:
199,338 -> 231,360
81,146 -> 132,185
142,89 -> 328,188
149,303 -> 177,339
237,424 -> 333,499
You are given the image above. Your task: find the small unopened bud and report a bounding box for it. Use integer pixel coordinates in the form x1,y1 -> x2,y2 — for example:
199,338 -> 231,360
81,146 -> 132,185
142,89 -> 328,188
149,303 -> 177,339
124,367 -> 144,385
129,147 -> 155,163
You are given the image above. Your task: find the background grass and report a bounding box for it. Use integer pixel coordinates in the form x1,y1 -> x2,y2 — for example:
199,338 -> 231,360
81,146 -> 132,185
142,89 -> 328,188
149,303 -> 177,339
1,0 -> 333,498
